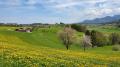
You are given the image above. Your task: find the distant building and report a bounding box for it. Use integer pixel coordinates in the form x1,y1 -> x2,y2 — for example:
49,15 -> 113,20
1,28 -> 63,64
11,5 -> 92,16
15,28 -> 32,33
26,28 -> 32,32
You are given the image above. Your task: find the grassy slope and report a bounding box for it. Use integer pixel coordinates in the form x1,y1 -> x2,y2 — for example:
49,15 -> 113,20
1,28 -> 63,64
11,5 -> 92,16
0,26 -> 64,48
0,26 -> 120,67
88,25 -> 120,34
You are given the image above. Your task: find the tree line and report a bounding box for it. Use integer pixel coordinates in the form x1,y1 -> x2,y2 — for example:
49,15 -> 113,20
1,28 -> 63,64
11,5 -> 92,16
58,24 -> 120,51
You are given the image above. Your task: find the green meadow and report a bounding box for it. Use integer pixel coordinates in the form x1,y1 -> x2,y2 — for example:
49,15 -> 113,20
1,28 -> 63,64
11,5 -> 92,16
0,25 -> 120,67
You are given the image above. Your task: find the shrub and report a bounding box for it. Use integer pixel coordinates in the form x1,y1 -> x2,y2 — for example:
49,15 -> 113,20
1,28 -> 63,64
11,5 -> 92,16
71,24 -> 87,32
85,30 -> 91,36
109,33 -> 120,45
112,45 -> 120,51
117,25 -> 120,28
60,22 -> 65,25
58,27 -> 75,50
91,30 -> 108,47
59,22 -> 65,27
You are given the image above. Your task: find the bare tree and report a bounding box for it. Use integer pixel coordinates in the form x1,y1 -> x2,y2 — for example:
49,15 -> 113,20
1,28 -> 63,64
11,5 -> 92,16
58,27 -> 75,50
82,35 -> 92,51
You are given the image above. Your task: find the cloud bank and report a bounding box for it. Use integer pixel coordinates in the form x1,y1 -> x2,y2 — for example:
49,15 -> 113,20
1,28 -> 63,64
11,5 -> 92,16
0,0 -> 120,23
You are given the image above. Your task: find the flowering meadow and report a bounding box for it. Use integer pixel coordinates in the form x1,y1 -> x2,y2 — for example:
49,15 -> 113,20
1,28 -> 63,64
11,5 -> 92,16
0,26 -> 120,67
0,43 -> 120,67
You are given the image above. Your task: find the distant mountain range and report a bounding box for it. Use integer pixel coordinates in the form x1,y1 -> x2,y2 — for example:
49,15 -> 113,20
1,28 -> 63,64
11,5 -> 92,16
81,15 -> 120,24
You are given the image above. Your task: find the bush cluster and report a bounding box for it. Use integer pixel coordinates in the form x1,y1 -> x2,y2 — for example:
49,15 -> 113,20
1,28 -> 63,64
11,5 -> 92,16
89,30 -> 108,47
71,24 -> 87,32
84,30 -> 120,47
112,45 -> 120,51
109,33 -> 120,45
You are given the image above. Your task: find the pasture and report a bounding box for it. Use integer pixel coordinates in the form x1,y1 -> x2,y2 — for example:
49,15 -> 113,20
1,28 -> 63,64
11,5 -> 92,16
0,25 -> 120,67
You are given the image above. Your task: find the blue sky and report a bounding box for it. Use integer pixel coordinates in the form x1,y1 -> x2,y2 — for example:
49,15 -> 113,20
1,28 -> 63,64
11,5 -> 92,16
0,0 -> 120,24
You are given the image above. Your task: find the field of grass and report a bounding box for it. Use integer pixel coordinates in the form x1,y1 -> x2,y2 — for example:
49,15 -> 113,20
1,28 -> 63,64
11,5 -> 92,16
88,25 -> 120,34
0,26 -> 120,67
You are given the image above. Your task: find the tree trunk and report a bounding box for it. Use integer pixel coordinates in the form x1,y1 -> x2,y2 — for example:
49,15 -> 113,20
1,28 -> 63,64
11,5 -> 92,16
84,44 -> 85,52
66,45 -> 69,50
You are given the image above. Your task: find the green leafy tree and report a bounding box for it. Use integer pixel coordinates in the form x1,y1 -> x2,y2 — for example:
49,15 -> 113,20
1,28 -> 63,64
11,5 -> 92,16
71,24 -> 87,32
85,30 -> 91,36
91,30 -> 107,47
109,33 -> 120,45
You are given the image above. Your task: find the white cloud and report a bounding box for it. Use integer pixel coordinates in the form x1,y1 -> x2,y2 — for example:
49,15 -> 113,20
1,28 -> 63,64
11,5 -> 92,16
52,0 -> 106,9
0,0 -> 21,6
1,0 -> 120,23
25,0 -> 37,5
53,2 -> 80,9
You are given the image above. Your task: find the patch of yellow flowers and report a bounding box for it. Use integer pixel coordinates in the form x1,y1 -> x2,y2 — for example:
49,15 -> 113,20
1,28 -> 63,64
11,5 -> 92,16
0,44 -> 120,67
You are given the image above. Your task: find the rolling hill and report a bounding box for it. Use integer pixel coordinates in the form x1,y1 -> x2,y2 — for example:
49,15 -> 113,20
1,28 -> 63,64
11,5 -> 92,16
0,26 -> 120,67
